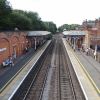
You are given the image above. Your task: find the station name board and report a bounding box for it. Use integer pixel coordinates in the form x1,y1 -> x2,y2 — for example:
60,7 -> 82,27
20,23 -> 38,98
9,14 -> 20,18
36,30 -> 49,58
0,48 -> 7,52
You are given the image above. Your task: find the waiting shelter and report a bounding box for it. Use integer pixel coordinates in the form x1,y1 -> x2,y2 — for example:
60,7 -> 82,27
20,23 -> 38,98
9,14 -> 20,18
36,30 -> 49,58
0,31 -> 51,66
63,31 -> 86,50
27,31 -> 51,50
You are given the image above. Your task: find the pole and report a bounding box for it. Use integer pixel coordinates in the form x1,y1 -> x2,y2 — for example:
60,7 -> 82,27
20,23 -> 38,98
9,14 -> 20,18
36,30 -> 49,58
35,37 -> 37,50
94,31 -> 97,60
73,37 -> 76,51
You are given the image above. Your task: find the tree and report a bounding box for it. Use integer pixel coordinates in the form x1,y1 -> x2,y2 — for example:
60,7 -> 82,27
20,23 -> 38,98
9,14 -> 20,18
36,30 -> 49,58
0,0 -> 57,31
0,0 -> 12,16
9,11 -> 32,30
25,11 -> 44,30
58,24 -> 80,32
0,0 -> 12,30
44,22 -> 57,33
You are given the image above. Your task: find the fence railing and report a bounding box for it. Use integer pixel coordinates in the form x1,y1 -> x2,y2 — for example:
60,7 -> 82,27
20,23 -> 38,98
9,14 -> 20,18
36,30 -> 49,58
89,49 -> 100,63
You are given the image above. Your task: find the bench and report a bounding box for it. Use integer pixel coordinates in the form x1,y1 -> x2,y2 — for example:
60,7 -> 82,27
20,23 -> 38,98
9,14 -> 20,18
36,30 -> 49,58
2,59 -> 10,67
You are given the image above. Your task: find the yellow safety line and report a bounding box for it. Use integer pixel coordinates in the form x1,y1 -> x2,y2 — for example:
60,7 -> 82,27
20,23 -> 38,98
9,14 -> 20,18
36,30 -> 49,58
74,53 -> 100,94
66,41 -> 100,95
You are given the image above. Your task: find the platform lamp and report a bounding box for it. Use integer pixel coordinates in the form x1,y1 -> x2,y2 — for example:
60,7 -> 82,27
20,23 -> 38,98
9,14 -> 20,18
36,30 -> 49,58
73,37 -> 76,51
34,37 -> 37,50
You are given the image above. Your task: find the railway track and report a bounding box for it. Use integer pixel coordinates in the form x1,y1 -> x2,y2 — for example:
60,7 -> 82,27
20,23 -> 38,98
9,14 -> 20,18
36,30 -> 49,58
41,35 -> 85,100
10,40 -> 54,100
10,34 -> 85,100
59,38 -> 85,100
59,40 -> 76,100
24,41 -> 54,100
51,37 -> 77,100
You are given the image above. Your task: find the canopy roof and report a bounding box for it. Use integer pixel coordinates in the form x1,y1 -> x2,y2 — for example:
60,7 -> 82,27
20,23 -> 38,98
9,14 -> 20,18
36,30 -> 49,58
63,31 -> 86,36
27,31 -> 51,36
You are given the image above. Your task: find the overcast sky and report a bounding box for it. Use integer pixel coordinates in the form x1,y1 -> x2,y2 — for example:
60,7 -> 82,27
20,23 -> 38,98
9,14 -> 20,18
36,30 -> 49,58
8,0 -> 100,27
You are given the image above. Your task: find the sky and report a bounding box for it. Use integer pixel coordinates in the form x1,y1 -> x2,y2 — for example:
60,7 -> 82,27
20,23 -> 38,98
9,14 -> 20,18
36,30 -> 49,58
8,0 -> 100,27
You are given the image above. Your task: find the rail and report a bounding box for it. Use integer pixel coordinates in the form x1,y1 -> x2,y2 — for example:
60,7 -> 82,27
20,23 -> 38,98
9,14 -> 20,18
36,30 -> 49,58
9,40 -> 53,100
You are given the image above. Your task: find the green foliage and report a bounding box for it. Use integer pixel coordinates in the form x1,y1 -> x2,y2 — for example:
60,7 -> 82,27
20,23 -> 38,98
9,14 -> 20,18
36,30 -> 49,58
9,11 -> 32,30
44,22 -> 57,33
58,24 -> 80,32
25,11 -> 47,30
0,0 -> 12,30
0,0 -> 57,31
47,34 -> 52,40
0,0 -> 12,16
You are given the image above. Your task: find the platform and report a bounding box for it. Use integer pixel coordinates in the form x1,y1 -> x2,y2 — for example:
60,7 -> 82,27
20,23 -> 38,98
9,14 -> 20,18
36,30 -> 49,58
0,41 -> 51,100
62,38 -> 100,100
76,50 -> 100,90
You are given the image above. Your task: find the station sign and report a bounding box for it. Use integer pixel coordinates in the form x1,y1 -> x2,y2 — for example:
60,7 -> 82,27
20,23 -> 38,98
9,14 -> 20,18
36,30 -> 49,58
0,48 -> 7,52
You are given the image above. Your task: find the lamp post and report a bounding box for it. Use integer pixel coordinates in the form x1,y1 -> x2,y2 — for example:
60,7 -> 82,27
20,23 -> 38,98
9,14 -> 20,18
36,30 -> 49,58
72,37 -> 77,51
73,37 -> 76,51
34,37 -> 37,50
94,28 -> 98,60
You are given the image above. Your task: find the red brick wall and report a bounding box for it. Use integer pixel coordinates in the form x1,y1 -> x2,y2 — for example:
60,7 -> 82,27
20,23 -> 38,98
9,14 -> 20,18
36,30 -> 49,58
27,37 -> 35,48
19,34 -> 27,54
0,32 -> 27,64
0,33 -> 10,63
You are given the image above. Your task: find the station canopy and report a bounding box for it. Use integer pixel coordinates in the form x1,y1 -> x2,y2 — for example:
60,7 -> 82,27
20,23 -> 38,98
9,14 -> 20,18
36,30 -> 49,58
63,31 -> 86,36
27,31 -> 51,36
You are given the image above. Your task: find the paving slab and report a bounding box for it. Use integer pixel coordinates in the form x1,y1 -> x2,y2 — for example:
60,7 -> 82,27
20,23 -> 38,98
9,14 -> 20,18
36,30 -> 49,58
62,38 -> 100,100
0,41 -> 51,100
76,51 -> 100,90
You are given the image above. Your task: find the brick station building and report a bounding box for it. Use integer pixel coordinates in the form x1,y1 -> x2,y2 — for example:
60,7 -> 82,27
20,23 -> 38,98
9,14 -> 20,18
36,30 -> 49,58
63,31 -> 86,50
82,19 -> 100,51
0,31 -> 27,64
0,31 -> 51,66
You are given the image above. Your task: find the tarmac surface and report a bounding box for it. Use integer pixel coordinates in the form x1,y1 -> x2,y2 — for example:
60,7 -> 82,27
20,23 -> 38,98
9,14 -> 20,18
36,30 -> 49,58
0,48 -> 35,91
76,50 -> 100,90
